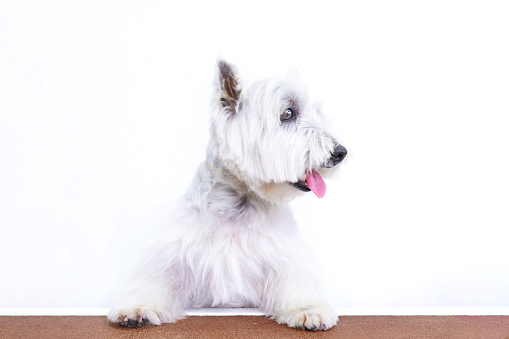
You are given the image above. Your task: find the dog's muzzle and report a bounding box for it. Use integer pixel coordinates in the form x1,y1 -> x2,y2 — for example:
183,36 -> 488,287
289,144 -> 347,197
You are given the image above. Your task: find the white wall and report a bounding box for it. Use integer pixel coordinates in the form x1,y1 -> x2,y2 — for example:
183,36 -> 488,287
1,0 -> 508,308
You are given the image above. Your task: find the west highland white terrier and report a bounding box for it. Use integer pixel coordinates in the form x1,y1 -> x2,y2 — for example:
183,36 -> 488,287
108,59 -> 347,331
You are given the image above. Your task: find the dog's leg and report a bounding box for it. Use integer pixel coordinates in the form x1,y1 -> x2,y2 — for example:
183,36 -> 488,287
108,240 -> 187,327
107,272 -> 185,327
265,281 -> 338,330
261,245 -> 338,331
107,268 -> 186,327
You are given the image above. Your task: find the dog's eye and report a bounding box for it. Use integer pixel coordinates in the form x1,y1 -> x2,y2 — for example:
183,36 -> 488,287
281,108 -> 293,121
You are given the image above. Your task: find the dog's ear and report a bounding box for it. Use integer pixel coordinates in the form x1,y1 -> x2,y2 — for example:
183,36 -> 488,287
216,58 -> 241,112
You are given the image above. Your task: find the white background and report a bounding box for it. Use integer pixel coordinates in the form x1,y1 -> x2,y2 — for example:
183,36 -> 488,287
1,1 -> 508,309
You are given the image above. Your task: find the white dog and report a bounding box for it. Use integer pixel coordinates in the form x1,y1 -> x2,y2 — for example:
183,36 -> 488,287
108,59 -> 347,331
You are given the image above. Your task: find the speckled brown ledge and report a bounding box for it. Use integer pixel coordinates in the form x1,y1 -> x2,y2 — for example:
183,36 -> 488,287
1,315 -> 509,339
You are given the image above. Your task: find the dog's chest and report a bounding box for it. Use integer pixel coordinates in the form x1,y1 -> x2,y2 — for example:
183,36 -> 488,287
183,225 -> 280,307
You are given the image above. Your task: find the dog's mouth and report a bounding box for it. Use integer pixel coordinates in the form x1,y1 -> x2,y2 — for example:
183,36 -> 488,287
290,169 -> 327,198
289,144 -> 347,199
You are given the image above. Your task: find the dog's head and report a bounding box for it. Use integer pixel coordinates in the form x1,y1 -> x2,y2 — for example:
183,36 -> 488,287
209,59 -> 346,203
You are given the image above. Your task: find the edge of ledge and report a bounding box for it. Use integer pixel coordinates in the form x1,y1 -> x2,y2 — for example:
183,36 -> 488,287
2,307 -> 509,316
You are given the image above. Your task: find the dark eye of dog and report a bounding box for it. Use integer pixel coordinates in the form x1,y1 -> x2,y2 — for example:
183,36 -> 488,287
281,108 -> 293,121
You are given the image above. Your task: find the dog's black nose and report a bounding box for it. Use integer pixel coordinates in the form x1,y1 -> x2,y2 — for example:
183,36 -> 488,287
330,144 -> 347,166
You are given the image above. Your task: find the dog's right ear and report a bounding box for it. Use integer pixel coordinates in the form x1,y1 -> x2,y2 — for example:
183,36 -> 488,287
216,58 -> 241,113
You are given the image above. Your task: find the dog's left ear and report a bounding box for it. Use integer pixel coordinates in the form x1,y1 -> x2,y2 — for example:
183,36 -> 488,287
216,58 -> 241,113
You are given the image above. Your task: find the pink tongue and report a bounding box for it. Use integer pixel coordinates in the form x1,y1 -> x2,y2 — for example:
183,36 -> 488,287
306,170 -> 326,198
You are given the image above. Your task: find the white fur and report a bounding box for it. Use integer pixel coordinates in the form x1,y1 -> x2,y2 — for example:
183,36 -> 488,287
108,59 -> 344,331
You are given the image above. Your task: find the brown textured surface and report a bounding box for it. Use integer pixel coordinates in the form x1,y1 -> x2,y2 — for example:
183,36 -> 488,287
1,315 -> 509,339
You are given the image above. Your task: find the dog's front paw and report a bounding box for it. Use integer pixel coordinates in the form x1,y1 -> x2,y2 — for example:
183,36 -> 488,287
274,306 -> 338,331
108,308 -> 165,327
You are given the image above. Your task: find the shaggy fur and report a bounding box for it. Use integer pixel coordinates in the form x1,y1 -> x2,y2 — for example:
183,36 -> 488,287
108,59 -> 347,331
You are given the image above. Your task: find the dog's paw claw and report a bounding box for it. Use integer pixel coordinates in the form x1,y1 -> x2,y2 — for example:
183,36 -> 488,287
108,308 -> 163,327
307,325 -> 318,332
119,316 -> 147,328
